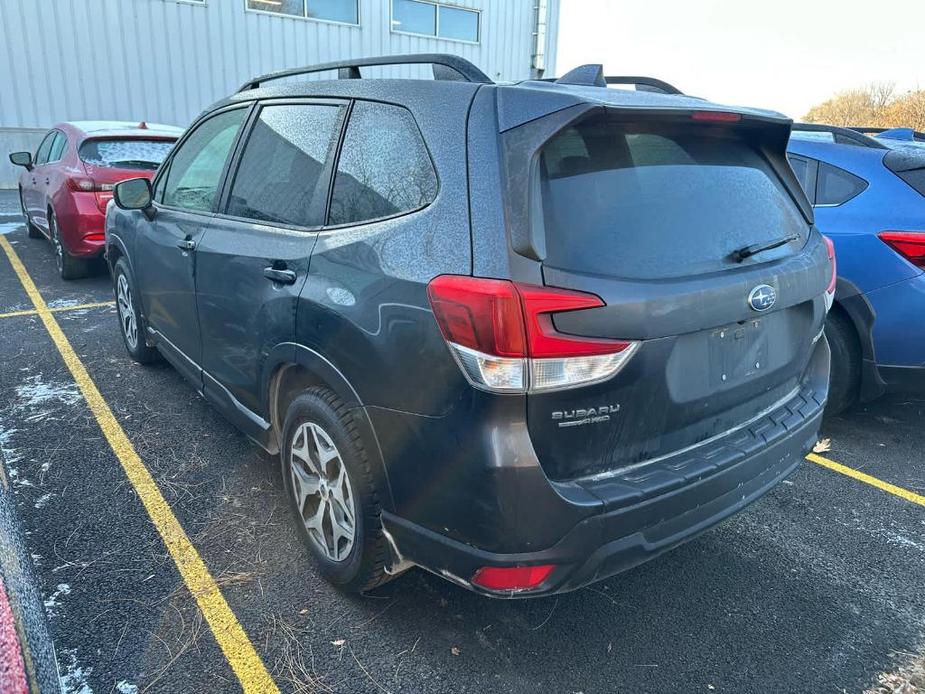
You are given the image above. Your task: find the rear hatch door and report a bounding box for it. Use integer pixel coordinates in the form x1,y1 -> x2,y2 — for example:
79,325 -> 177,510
514,108 -> 830,481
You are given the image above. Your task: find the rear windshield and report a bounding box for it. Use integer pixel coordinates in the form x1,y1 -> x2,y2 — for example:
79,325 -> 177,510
79,138 -> 175,170
884,150 -> 925,197
539,117 -> 808,279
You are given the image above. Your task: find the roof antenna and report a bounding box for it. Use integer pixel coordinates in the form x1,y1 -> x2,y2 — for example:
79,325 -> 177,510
555,64 -> 606,88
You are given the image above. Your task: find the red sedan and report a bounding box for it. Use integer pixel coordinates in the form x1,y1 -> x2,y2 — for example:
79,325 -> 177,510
9,121 -> 181,279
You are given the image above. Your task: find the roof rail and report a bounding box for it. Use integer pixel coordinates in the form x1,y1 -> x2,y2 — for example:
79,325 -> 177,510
791,122 -> 887,149
605,76 -> 683,95
237,53 -> 492,92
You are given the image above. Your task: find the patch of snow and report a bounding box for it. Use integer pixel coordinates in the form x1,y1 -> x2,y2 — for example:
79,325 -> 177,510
0,223 -> 23,236
116,681 -> 138,694
43,583 -> 71,617
0,425 -> 22,465
34,492 -> 53,509
15,375 -> 81,409
58,648 -> 93,694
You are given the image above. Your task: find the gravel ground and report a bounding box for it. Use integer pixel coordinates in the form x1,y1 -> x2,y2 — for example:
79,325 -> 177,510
0,191 -> 923,693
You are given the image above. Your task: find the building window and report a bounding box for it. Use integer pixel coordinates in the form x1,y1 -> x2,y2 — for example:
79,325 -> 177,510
392,0 -> 479,43
246,0 -> 359,25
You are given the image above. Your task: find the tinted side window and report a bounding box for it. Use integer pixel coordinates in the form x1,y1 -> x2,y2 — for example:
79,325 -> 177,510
816,163 -> 867,206
163,109 -> 247,213
328,102 -> 437,226
226,103 -> 343,227
787,155 -> 815,202
788,155 -> 808,188
48,132 -> 67,163
34,132 -> 55,165
153,163 -> 170,203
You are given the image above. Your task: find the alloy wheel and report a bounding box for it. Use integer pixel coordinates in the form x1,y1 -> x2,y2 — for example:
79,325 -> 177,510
289,421 -> 356,562
49,215 -> 63,273
116,274 -> 138,350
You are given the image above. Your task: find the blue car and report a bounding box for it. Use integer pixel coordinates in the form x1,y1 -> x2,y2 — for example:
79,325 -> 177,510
788,124 -> 925,413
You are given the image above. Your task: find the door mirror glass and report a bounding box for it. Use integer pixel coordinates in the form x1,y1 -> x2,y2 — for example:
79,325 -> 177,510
114,177 -> 153,211
9,151 -> 33,169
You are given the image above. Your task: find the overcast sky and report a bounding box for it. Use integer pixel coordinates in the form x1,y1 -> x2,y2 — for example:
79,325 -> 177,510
555,0 -> 924,119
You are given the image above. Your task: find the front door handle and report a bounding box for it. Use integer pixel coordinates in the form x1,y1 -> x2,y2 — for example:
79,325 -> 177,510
176,238 -> 196,252
263,267 -> 297,285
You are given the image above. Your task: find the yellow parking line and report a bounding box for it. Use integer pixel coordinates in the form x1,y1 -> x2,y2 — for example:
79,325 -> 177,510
808,453 -> 925,508
0,236 -> 278,693
0,301 -> 115,320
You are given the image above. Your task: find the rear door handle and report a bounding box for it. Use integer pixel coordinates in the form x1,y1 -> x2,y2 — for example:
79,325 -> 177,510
176,238 -> 196,252
263,267 -> 297,285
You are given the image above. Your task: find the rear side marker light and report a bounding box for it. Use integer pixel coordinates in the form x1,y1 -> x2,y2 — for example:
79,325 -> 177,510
821,234 -> 837,312
878,231 -> 925,269
471,565 -> 556,591
427,275 -> 639,394
691,110 -> 741,123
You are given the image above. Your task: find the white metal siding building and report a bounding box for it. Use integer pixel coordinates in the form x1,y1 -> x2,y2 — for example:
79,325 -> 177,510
0,0 -> 560,187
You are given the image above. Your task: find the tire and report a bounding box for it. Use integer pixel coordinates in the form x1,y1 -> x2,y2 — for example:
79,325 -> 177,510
824,309 -> 861,416
20,189 -> 42,239
49,211 -> 88,280
281,387 -> 392,593
113,257 -> 159,364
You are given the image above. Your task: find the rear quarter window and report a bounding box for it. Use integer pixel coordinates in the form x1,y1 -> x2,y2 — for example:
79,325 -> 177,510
539,116 -> 809,279
815,163 -> 867,206
327,101 -> 437,226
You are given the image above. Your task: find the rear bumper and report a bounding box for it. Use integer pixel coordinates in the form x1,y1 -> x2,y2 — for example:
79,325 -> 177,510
56,192 -> 106,257
379,339 -> 829,597
383,407 -> 819,596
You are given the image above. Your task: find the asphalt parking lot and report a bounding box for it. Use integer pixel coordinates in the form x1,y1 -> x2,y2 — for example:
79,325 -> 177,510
0,191 -> 923,694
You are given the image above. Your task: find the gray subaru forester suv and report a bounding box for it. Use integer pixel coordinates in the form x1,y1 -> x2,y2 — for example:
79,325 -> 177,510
107,55 -> 833,597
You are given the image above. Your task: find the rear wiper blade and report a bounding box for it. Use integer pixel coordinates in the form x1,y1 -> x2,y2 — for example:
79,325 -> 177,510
730,234 -> 799,263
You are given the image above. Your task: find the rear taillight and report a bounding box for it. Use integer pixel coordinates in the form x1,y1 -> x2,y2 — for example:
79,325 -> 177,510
66,177 -> 113,193
427,275 -> 639,394
878,231 -> 925,269
471,565 -> 556,591
822,234 -> 837,305
820,234 -> 837,312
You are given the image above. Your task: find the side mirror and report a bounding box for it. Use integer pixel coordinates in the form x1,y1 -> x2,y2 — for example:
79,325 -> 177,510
113,178 -> 155,220
9,151 -> 33,170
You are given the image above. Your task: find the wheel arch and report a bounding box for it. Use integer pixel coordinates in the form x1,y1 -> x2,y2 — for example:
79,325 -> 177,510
264,344 -> 394,510
831,277 -> 886,402
106,233 -> 131,276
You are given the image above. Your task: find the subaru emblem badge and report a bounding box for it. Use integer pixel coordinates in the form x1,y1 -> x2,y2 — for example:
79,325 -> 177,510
748,284 -> 777,312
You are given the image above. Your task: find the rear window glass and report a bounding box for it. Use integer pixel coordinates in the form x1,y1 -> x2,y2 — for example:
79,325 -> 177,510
895,168 -> 925,196
79,139 -> 175,170
539,117 -> 808,279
